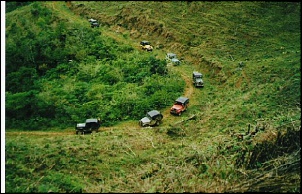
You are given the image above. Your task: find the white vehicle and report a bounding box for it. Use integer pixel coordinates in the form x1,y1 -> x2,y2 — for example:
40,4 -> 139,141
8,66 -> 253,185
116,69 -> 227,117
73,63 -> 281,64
88,18 -> 97,23
166,53 -> 177,61
171,58 -> 181,66
139,110 -> 163,127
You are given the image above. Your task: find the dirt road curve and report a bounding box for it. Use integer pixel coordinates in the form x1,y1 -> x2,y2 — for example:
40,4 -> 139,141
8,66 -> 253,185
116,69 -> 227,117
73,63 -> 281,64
5,2 -> 195,136
6,73 -> 194,136
5,131 -> 75,136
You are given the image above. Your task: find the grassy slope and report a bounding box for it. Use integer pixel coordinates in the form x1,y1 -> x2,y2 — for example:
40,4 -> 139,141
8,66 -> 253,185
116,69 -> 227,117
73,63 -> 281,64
5,1 -> 300,193
68,1 -> 300,128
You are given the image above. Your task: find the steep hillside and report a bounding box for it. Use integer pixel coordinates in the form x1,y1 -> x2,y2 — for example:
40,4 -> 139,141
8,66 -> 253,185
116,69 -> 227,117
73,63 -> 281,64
5,1 -> 300,193
63,0 -> 301,148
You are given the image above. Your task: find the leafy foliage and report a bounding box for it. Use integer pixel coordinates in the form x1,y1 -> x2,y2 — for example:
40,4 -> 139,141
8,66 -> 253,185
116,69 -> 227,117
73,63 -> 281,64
5,2 -> 183,129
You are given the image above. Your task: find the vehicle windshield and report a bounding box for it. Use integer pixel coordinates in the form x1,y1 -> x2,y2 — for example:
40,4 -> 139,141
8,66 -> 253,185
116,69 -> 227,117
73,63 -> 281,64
146,113 -> 153,119
175,101 -> 183,105
142,41 -> 150,45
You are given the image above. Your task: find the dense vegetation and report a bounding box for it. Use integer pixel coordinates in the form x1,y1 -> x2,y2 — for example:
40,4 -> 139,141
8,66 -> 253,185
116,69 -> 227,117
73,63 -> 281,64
5,2 -> 184,129
5,1 -> 300,193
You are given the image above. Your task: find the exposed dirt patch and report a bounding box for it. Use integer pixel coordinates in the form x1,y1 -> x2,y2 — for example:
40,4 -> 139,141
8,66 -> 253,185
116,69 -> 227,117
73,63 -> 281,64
182,73 -> 194,98
5,131 -> 74,136
235,70 -> 251,88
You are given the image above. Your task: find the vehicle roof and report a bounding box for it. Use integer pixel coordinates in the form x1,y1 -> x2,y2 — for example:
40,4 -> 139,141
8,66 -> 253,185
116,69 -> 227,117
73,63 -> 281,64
167,53 -> 176,57
175,97 -> 189,103
141,40 -> 150,43
193,71 -> 203,76
147,110 -> 161,117
86,118 -> 98,123
171,58 -> 180,62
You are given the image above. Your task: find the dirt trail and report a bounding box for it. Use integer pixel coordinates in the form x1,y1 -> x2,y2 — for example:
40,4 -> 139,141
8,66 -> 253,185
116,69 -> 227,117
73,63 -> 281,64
160,70 -> 194,126
5,70 -> 195,136
182,73 -> 194,98
6,2 -> 196,136
5,131 -> 75,136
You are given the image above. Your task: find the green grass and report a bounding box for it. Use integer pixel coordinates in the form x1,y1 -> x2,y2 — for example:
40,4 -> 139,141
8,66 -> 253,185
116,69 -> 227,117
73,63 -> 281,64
5,1 -> 301,193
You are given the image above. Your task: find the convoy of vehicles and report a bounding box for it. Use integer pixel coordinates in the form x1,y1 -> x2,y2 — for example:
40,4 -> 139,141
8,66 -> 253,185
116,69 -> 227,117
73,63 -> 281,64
75,38 -> 204,131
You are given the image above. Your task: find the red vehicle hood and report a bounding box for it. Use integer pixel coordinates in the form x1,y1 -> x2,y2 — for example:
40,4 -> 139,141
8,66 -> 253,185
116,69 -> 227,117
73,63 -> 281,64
171,104 -> 183,110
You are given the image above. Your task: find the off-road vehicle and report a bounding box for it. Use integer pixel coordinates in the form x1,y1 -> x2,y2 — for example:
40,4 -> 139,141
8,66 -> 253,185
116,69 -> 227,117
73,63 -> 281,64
140,40 -> 153,51
88,18 -> 100,28
91,21 -> 100,28
170,97 -> 189,116
166,53 -> 181,65
139,110 -> 163,127
75,118 -> 101,134
166,53 -> 177,61
171,58 -> 181,66
88,18 -> 97,23
192,71 -> 204,87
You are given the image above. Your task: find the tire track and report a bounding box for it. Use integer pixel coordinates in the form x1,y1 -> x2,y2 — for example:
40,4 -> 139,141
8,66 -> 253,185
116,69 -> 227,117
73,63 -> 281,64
6,2 -> 196,136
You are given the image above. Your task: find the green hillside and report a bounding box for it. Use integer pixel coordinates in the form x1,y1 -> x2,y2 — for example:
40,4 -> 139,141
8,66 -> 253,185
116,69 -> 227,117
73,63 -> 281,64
5,1 -> 300,193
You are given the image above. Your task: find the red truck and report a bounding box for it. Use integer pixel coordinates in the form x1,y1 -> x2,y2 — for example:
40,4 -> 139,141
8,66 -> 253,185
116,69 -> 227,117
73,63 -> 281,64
170,97 -> 189,116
